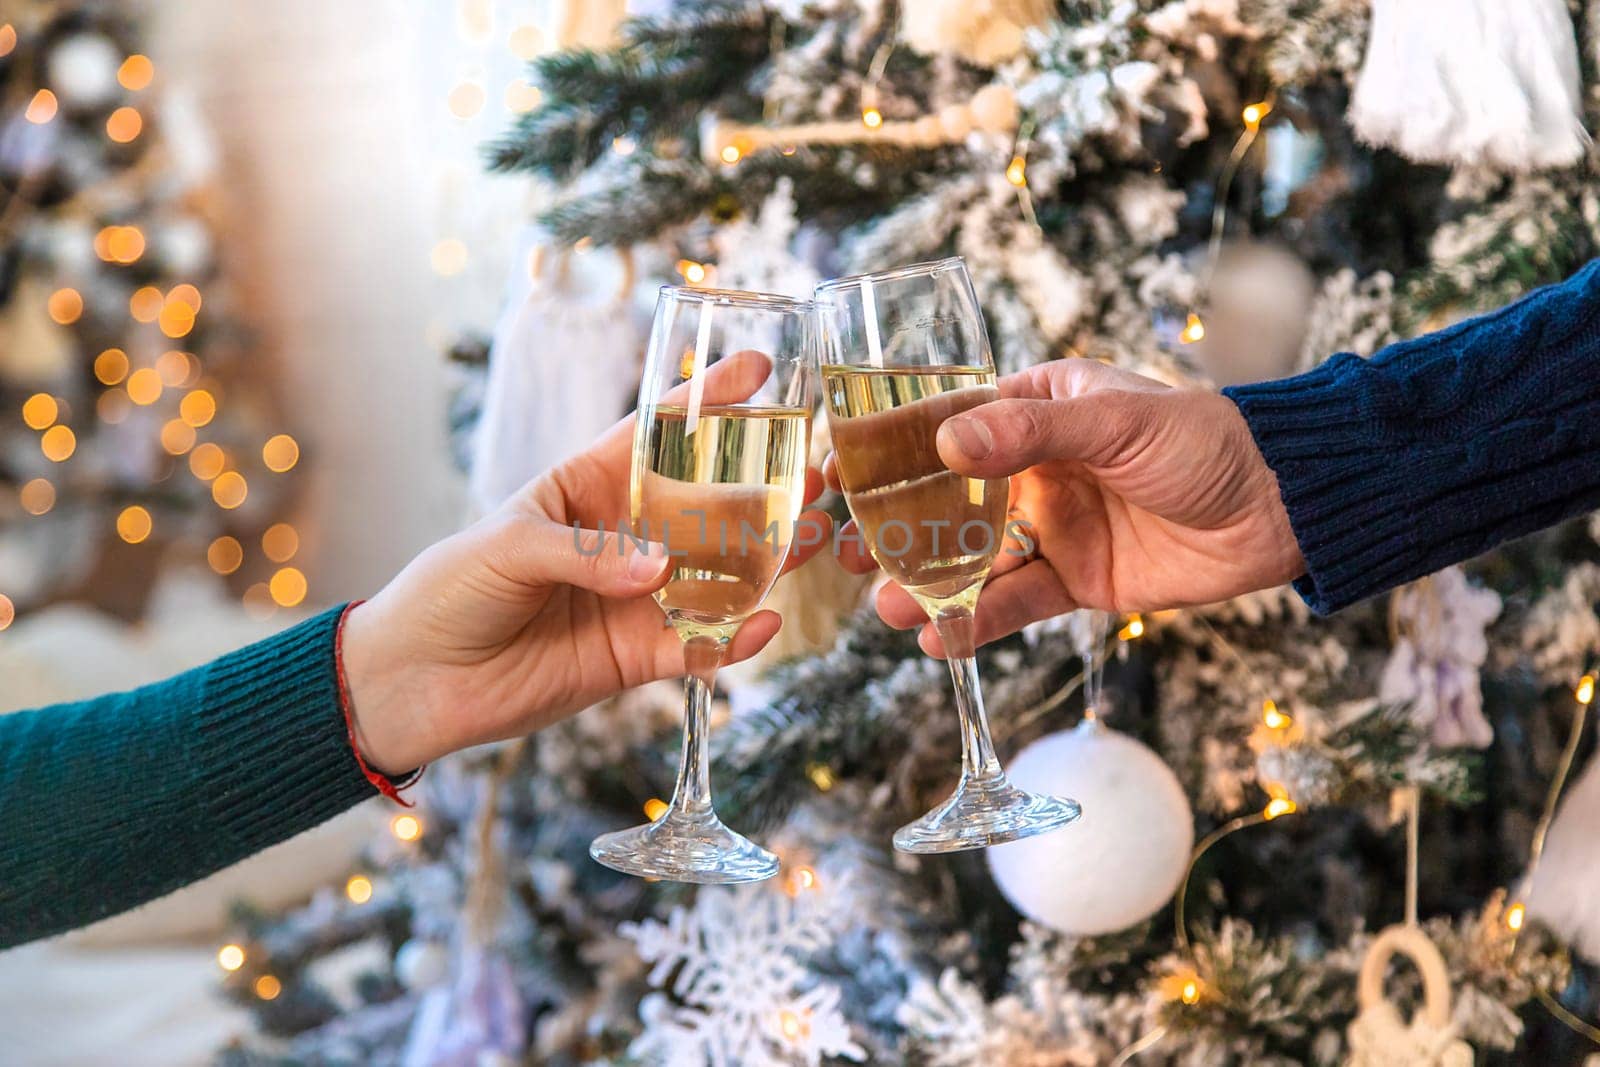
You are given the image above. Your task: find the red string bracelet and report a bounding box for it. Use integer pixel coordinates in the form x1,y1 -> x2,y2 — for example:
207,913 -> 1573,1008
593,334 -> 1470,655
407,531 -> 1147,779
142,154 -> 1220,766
336,600 -> 422,806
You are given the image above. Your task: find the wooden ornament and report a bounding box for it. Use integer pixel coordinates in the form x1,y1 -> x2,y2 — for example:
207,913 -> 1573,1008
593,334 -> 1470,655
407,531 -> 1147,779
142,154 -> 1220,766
1345,924 -> 1473,1067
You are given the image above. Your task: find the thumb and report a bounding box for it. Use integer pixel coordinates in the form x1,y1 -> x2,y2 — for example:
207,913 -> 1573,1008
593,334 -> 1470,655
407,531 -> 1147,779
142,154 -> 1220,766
936,393 -> 1156,478
495,516 -> 672,596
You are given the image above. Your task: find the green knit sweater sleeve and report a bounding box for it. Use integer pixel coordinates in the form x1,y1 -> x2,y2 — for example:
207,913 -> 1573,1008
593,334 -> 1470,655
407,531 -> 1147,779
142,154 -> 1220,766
0,605 -> 382,948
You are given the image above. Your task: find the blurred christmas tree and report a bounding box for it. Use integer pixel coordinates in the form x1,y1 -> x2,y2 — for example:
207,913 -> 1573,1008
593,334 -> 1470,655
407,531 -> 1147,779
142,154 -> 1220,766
0,0 -> 305,626
221,2 -> 1600,1064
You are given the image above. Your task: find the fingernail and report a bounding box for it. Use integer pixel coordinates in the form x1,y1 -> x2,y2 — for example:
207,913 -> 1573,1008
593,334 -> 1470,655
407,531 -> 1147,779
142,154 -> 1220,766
944,416 -> 992,460
628,542 -> 667,582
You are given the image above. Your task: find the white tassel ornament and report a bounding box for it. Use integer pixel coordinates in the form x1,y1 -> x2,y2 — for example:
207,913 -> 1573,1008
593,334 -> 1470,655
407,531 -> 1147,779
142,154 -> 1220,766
1524,752 -> 1600,961
1350,0 -> 1589,171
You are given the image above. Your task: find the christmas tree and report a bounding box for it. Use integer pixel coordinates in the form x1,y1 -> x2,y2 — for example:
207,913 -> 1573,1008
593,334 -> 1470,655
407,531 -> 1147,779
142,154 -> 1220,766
221,2 -> 1600,1063
1,0 -> 305,627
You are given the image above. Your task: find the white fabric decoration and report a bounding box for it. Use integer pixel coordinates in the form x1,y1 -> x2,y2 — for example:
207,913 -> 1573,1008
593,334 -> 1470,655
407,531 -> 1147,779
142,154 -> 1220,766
1350,0 -> 1589,171
1345,925 -> 1472,1066
468,229 -> 641,511
1379,568 -> 1502,749
1524,752 -> 1600,961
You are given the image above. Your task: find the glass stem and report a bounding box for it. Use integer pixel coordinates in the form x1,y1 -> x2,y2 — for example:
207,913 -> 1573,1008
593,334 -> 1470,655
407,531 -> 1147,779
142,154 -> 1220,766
933,608 -> 1003,784
668,635 -> 728,817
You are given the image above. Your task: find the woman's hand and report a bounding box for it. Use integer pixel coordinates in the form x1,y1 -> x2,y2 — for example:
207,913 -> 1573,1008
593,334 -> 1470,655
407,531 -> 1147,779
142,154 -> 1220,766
342,387 -> 831,775
831,358 -> 1304,657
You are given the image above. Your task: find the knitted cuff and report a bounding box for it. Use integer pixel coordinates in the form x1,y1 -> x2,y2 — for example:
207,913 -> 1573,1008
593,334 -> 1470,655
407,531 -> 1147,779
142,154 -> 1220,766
194,606 -> 381,858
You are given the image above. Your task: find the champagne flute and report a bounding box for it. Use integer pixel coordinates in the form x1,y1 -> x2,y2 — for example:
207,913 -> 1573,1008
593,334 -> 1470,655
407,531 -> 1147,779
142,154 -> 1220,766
589,286 -> 816,884
816,257 -> 1081,853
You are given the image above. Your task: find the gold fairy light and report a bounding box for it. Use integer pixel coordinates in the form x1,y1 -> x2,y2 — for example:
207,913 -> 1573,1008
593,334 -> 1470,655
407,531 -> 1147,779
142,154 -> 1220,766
207,536 -> 244,575
778,1009 -> 809,1042
391,813 -> 422,841
126,368 -> 163,406
94,348 -> 130,385
40,425 -> 76,462
160,419 -> 196,455
106,106 -> 143,144
97,389 -> 131,424
1262,699 -> 1290,730
25,89 -> 57,124
116,506 -> 152,544
861,106 -> 883,129
189,443 -> 226,481
156,350 -> 192,386
805,763 -> 836,791
1180,312 -> 1206,344
720,143 -> 742,164
262,524 -> 298,563
1005,155 -> 1027,187
242,582 -> 276,618
262,434 -> 300,472
130,286 -> 164,322
212,471 -> 248,509
158,299 -> 196,339
22,393 -> 58,430
1577,674 -> 1594,705
1241,100 -> 1272,130
1505,902 -> 1526,932
216,944 -> 245,971
253,975 -> 281,1001
1264,794 -> 1296,820
118,55 -> 155,91
179,389 -> 217,427
268,567 -> 307,607
0,25 -> 16,59
345,875 -> 373,904
20,478 -> 55,516
1118,613 -> 1145,640
47,288 -> 82,325
0,594 -> 13,631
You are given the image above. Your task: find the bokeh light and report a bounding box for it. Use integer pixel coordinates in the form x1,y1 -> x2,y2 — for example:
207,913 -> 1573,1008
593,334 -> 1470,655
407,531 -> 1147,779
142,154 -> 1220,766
116,505 -> 153,544
262,434 -> 300,472
160,419 -> 196,455
167,283 -> 202,311
504,79 -> 542,113
0,25 -> 16,59
22,393 -> 58,430
0,594 -> 13,631
47,288 -> 83,325
508,24 -> 543,59
158,299 -> 196,338
262,523 -> 299,563
25,89 -> 57,124
118,54 -> 155,90
345,875 -> 373,904
20,478 -> 55,516
130,286 -> 164,322
216,944 -> 244,972
207,536 -> 244,575
126,368 -> 163,405
40,425 -> 76,462
447,81 -> 485,119
189,443 -> 226,481
94,348 -> 130,385
97,388 -> 131,424
430,238 -> 468,276
106,106 -> 143,143
242,582 -> 276,619
253,975 -> 281,1001
391,814 -> 422,841
269,566 -> 307,607
180,389 -> 216,427
212,471 -> 248,509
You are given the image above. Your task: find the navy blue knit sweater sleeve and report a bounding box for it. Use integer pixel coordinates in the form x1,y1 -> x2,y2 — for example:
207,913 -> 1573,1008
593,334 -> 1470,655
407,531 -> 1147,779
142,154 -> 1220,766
0,606 -> 379,948
1224,258 -> 1600,615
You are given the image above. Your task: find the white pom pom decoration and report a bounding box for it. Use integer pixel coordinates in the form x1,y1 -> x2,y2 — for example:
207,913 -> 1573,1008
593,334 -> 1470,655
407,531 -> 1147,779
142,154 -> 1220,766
395,938 -> 451,991
47,34 -> 123,110
987,720 -> 1194,936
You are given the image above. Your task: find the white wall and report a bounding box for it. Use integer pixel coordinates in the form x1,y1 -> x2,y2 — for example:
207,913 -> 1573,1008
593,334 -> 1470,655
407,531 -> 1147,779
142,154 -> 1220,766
149,2 -> 483,600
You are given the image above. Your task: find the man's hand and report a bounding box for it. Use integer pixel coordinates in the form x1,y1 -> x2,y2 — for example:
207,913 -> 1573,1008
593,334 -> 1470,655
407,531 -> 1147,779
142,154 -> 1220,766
342,353 -> 831,773
834,358 -> 1304,657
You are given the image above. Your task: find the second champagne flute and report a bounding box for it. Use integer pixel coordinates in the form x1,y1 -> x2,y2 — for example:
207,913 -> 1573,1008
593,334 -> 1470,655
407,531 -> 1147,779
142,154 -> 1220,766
817,257 -> 1081,854
589,286 -> 816,884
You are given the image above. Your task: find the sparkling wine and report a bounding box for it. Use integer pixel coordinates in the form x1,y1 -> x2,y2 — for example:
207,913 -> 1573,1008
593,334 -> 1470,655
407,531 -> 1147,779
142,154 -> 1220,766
634,404 -> 810,640
823,365 -> 1007,613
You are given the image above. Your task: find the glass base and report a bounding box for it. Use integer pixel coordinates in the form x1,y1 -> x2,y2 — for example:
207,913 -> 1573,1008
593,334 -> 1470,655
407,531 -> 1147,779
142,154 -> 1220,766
589,808 -> 780,884
893,773 -> 1081,854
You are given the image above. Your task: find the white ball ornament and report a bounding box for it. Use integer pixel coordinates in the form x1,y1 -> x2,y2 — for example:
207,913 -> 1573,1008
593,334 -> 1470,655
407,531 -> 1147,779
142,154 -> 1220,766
987,720 -> 1194,935
47,34 -> 123,110
395,938 -> 451,990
